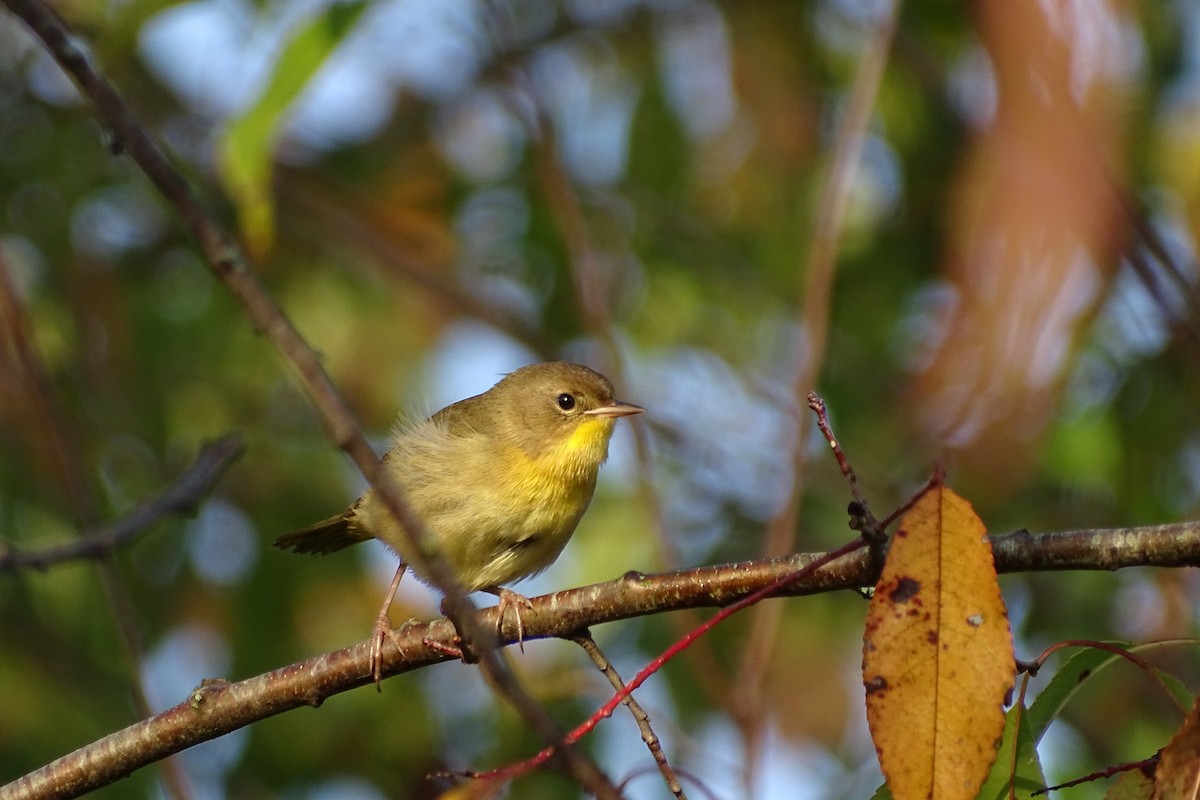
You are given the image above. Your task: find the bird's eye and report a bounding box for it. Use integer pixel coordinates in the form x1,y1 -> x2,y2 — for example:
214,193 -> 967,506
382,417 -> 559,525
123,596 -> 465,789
556,393 -> 576,411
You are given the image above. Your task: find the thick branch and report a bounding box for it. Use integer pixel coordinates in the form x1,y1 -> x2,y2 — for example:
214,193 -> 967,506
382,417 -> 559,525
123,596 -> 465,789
3,522 -> 1198,800
988,522 -> 1200,571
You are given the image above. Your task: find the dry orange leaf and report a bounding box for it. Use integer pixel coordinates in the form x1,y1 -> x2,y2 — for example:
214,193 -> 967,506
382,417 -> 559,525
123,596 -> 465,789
863,484 -> 1015,800
1153,693 -> 1200,799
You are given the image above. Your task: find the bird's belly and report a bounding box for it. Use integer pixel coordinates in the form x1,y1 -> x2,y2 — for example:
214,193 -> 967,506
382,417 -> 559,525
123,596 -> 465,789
360,475 -> 593,591
455,479 -> 592,588
357,432 -> 601,591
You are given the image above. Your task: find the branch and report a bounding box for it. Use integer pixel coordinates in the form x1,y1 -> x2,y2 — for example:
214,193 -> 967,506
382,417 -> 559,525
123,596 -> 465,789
3,522 -> 1198,800
738,8 -> 900,788
11,4 -> 617,795
0,434 -> 245,572
0,2 -> 617,794
573,632 -> 686,799
0,177 -> 213,800
280,178 -> 555,357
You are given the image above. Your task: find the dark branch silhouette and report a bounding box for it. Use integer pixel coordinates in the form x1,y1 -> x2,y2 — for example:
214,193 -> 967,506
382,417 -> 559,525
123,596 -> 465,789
0,435 -> 245,572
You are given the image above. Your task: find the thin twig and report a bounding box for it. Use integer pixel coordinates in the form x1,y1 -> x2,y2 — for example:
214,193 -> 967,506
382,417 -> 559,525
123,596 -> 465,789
0,256 -> 93,519
280,177 -> 554,356
0,243 -> 200,800
492,0 -> 738,730
475,646 -> 622,799
0,434 -> 245,571
1123,211 -> 1200,354
737,4 -> 900,793
806,392 -> 887,540
573,632 -> 687,799
1031,757 -> 1156,795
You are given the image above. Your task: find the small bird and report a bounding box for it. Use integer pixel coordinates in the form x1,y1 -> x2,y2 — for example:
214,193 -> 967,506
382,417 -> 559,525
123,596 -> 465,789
275,361 -> 643,686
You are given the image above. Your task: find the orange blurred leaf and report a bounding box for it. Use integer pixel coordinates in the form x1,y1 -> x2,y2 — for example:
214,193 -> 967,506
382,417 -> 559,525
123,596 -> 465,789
1153,693 -> 1200,800
909,0 -> 1128,495
863,484 -> 1015,800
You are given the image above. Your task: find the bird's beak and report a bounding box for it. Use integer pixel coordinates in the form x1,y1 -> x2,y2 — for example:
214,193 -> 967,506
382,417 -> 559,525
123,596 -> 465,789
585,401 -> 644,419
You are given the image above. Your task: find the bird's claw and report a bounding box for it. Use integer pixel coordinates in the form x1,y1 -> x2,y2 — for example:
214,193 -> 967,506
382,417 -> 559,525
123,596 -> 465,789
494,587 -> 534,652
370,613 -> 414,691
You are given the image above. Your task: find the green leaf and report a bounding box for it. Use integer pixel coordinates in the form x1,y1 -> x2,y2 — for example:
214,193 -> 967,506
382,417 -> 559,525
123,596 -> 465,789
1026,646 -> 1126,743
1027,640 -> 1198,743
978,704 -> 1046,800
217,1 -> 368,259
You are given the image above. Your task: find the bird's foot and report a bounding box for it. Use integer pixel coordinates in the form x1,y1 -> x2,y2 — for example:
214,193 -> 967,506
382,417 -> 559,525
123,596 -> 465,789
368,563 -> 408,692
370,615 -> 420,690
369,610 -> 405,691
488,586 -> 534,652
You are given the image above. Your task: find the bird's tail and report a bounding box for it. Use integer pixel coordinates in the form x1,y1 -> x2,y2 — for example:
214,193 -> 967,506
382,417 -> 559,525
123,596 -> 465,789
273,513 -> 370,555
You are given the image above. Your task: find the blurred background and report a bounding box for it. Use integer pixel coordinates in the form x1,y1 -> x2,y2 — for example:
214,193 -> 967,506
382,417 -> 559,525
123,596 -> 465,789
1,0 -> 1199,798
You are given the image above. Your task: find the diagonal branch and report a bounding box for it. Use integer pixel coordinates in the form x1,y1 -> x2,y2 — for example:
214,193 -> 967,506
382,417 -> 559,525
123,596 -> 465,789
0,1 -> 618,795
573,632 -> 687,799
738,6 -> 901,790
0,434 -> 245,572
2,522 -> 1198,800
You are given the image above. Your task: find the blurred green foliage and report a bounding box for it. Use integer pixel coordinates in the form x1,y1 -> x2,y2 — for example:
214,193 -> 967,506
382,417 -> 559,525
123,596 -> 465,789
1,1 -> 1199,798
